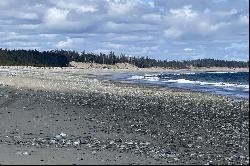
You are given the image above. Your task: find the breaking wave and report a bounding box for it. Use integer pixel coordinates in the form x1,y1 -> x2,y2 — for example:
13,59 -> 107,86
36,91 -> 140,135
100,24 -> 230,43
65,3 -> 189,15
125,72 -> 249,98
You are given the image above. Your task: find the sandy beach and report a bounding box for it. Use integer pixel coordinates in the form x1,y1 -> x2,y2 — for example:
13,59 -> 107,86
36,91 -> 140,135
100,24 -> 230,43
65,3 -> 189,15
0,66 -> 249,165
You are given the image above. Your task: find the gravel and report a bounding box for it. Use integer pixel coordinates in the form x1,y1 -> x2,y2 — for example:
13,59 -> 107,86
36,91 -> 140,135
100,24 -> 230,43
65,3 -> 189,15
0,66 -> 249,165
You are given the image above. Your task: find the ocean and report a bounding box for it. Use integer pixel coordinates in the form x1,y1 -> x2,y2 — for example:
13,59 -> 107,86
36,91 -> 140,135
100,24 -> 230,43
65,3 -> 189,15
111,71 -> 249,99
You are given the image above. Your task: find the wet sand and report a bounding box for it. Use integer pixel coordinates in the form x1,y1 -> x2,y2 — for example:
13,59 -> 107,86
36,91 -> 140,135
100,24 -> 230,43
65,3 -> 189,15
0,67 -> 249,165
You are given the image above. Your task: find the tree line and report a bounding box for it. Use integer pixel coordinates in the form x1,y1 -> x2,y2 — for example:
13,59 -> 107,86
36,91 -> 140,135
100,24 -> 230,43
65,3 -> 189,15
0,48 -> 248,69
0,49 -> 69,67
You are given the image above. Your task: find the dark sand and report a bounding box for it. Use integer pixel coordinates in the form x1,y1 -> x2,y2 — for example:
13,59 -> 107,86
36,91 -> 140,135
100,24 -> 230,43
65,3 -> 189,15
0,67 -> 249,165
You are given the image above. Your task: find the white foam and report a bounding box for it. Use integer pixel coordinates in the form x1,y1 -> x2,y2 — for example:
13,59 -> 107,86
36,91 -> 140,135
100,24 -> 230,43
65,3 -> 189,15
163,79 -> 197,84
144,74 -> 155,77
163,79 -> 249,91
207,71 -> 236,74
128,75 -> 144,80
171,73 -> 196,75
128,75 -> 160,81
185,72 -> 196,75
128,74 -> 249,92
199,82 -> 216,85
144,76 -> 159,82
214,83 -> 249,91
236,84 -> 249,89
212,72 -> 227,73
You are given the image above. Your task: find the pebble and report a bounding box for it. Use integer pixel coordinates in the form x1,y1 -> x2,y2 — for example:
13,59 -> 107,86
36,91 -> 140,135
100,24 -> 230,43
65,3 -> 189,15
0,67 -> 248,165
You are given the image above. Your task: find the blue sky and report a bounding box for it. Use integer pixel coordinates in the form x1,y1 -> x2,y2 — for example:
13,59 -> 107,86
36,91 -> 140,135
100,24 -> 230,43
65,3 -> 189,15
0,0 -> 249,61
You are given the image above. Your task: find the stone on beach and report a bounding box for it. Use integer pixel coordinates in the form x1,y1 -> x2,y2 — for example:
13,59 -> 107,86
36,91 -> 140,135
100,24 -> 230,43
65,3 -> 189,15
0,66 -> 248,165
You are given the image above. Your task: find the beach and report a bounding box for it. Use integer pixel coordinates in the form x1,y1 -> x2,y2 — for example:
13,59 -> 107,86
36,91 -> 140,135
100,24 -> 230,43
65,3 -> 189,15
0,66 -> 249,165
69,61 -> 249,73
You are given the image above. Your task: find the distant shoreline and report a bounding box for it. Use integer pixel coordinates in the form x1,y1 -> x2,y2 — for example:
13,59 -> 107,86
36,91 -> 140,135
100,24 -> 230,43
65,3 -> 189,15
69,61 -> 250,73
0,62 -> 249,73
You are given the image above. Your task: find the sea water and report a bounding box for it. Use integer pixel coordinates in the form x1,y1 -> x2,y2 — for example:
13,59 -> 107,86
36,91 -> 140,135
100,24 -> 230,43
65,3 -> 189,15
111,71 -> 249,99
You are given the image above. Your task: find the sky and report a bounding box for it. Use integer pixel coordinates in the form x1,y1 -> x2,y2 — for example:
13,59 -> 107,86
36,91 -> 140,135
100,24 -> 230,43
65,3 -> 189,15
0,0 -> 249,61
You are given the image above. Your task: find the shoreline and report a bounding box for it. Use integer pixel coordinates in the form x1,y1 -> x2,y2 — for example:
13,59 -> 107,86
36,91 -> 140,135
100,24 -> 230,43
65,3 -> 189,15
0,66 -> 248,101
0,67 -> 249,164
0,65 -> 249,73
69,61 -> 249,73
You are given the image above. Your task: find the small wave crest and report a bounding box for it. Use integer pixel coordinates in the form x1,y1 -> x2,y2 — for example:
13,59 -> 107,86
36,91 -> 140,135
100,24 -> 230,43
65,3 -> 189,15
125,73 -> 249,97
127,75 -> 144,80
163,79 -> 249,91
128,75 -> 160,82
207,71 -> 236,74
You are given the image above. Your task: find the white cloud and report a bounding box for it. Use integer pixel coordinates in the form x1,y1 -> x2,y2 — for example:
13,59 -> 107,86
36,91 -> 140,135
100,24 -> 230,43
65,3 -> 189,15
18,24 -> 39,30
184,48 -> 195,52
107,0 -> 138,15
53,1 -> 98,13
148,1 -> 155,8
161,4 -> 237,39
104,42 -> 123,49
169,5 -> 198,19
111,35 -> 153,41
142,14 -> 162,23
239,14 -> 249,25
102,21 -> 156,33
55,37 -> 73,49
0,0 -> 248,61
198,21 -> 232,33
76,6 -> 98,13
15,12 -> 39,20
164,28 -> 183,39
204,8 -> 238,17
43,7 -> 69,26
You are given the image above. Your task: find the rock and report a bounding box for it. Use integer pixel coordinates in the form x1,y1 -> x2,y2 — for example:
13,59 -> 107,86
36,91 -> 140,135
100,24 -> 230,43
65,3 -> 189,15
55,135 -> 62,140
73,140 -> 80,146
60,133 -> 67,137
50,139 -> 56,144
80,139 -> 88,144
126,141 -> 133,145
197,136 -> 203,140
115,138 -> 123,143
23,152 -> 29,155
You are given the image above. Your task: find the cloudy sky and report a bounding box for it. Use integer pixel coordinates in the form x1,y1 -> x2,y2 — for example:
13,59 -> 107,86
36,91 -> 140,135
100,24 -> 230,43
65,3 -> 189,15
0,0 -> 249,61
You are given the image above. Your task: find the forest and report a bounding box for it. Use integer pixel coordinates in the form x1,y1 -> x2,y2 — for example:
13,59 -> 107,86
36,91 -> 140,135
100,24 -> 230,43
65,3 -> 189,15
0,48 -> 248,69
0,49 -> 69,67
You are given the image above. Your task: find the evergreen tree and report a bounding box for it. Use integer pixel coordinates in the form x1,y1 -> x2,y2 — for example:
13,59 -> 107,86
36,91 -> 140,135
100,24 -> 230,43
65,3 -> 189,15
0,48 -> 248,69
